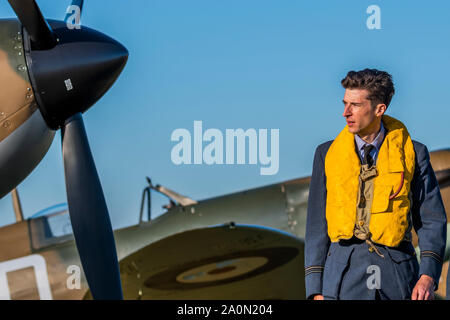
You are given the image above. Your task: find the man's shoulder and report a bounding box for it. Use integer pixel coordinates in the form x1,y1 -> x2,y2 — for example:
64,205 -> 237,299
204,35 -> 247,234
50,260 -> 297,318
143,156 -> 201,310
412,140 -> 428,155
316,140 -> 334,156
411,140 -> 431,165
311,140 -> 334,167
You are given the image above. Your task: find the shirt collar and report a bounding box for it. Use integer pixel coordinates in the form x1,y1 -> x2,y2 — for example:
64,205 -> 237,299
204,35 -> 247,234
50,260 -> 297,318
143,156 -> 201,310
355,122 -> 385,152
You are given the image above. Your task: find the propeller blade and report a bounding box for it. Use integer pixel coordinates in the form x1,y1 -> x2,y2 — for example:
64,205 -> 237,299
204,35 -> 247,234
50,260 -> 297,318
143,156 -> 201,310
7,0 -> 57,50
61,113 -> 123,300
65,0 -> 84,26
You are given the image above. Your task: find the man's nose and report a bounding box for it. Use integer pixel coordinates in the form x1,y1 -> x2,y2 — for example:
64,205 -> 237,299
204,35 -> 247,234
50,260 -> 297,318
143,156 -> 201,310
343,105 -> 351,117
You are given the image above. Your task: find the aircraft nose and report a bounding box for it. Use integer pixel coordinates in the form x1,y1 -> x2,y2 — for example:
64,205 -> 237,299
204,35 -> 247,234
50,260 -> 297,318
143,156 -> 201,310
26,20 -> 129,129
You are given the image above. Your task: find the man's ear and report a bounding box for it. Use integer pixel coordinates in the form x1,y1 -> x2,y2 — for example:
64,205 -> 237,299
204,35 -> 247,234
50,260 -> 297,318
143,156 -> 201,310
375,103 -> 387,116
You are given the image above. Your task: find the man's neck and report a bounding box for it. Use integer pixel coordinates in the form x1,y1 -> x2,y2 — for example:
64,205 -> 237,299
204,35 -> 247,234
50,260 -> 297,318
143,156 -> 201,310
357,120 -> 381,144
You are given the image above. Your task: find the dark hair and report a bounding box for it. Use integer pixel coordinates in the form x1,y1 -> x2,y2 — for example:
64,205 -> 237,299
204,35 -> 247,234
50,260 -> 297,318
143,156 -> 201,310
341,68 -> 395,108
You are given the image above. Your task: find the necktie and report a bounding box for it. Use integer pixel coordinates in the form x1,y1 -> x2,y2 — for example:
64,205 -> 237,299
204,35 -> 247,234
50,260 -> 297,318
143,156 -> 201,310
363,144 -> 375,167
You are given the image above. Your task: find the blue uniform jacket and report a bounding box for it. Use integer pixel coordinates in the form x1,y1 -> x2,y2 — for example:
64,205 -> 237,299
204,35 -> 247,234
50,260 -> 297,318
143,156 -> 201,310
305,140 -> 447,299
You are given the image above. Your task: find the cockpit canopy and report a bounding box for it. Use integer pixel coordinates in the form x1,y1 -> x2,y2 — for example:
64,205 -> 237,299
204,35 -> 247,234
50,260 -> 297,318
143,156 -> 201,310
28,203 -> 74,250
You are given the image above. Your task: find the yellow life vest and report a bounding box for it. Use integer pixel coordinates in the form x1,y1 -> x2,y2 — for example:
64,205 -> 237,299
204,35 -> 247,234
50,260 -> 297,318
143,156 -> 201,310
324,115 -> 416,247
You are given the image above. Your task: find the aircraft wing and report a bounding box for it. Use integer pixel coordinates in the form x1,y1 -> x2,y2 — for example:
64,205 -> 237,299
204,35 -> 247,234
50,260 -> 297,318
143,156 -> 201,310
84,224 -> 305,299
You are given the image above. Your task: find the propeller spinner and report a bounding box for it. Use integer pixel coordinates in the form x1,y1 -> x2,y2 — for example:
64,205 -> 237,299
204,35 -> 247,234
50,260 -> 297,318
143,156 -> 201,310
0,0 -> 128,299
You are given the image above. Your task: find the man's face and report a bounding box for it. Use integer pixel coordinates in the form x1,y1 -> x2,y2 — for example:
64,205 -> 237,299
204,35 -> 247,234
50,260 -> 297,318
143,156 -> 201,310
342,89 -> 383,135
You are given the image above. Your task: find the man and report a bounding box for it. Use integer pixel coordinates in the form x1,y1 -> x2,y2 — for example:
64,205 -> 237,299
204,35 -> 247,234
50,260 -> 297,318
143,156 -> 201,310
305,69 -> 447,300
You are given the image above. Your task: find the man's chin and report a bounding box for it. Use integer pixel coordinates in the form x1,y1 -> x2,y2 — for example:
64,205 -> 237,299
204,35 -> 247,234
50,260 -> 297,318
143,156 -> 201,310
347,126 -> 358,134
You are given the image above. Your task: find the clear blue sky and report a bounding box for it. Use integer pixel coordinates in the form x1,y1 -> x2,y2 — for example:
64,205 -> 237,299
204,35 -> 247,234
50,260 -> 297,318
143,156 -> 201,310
0,0 -> 449,229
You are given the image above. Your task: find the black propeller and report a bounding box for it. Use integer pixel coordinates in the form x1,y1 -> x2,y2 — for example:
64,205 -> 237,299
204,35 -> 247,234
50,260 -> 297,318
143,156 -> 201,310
7,0 -> 56,50
7,0 -> 127,299
62,113 -> 123,300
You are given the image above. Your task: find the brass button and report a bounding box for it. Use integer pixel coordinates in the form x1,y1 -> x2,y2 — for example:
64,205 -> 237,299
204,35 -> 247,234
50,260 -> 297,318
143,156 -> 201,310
358,221 -> 364,226
368,247 -> 374,253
